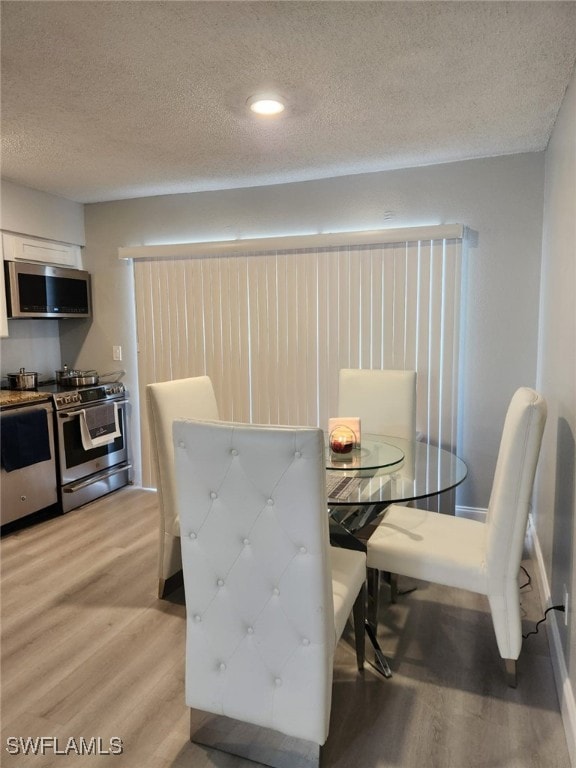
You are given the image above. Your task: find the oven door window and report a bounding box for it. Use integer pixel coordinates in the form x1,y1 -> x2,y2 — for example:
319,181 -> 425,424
62,409 -> 125,468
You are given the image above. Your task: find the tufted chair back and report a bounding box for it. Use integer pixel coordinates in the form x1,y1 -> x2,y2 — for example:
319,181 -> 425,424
338,368 -> 417,439
146,376 -> 219,598
173,419 -> 359,754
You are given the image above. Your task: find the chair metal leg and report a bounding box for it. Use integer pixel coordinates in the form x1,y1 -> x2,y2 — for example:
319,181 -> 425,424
364,620 -> 392,678
364,571 -> 393,679
367,567 -> 380,629
505,658 -> 517,688
387,571 -> 417,600
352,582 -> 366,670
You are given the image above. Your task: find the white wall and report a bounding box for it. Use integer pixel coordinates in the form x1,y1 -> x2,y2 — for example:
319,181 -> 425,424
1,320 -> 60,380
536,64 -> 576,760
0,179 -> 85,245
71,152 -> 545,501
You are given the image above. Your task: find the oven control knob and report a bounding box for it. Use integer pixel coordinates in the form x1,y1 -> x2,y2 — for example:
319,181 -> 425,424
64,395 -> 71,404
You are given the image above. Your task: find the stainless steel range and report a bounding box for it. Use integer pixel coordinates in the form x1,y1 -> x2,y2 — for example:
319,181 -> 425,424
43,382 -> 131,512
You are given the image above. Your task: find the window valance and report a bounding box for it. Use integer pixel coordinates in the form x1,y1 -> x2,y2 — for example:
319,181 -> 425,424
119,224 -> 465,261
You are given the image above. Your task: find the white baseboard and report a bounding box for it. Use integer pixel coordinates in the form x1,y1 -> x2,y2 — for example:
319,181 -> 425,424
530,521 -> 576,767
455,505 -> 487,521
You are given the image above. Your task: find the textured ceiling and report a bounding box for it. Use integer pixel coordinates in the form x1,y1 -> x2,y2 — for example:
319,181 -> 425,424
2,1 -> 576,204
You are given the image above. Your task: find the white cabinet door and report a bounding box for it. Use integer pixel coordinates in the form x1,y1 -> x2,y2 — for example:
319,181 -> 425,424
0,237 -> 8,337
2,232 -> 82,268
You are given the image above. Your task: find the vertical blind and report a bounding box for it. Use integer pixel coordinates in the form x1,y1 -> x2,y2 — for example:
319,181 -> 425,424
133,232 -> 463,488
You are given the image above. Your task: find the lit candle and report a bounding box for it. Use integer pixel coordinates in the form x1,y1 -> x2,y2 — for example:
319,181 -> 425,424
330,432 -> 354,454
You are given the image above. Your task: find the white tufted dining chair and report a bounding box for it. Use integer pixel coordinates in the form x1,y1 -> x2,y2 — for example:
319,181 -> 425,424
337,368 -> 417,612
146,376 -> 220,598
173,419 -> 367,768
366,387 -> 547,686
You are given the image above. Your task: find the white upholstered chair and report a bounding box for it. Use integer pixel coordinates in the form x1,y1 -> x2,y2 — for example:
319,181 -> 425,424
146,376 -> 219,598
337,368 -> 417,440
338,368 -> 417,609
366,387 -> 547,686
172,419 -> 367,768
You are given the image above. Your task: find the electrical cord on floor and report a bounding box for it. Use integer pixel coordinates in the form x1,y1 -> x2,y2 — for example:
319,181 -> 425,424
522,605 -> 565,640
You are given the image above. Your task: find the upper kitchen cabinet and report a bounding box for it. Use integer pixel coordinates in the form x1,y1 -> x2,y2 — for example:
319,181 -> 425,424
2,232 -> 82,269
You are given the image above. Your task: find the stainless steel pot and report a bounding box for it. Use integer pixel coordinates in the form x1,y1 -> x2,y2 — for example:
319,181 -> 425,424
57,369 -> 99,387
7,368 -> 39,391
55,369 -> 124,387
55,365 -> 71,385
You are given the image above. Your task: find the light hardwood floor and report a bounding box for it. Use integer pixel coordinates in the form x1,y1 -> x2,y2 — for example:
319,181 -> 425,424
1,487 -> 570,767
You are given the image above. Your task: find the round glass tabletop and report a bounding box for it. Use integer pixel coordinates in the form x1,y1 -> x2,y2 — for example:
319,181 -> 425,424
326,434 -> 468,509
326,436 -> 404,471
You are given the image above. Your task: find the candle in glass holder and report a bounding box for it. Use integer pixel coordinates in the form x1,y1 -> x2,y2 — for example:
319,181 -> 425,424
328,417 -> 360,445
329,425 -> 355,456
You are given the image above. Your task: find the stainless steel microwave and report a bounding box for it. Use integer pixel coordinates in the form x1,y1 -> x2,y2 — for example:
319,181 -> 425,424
4,261 -> 92,319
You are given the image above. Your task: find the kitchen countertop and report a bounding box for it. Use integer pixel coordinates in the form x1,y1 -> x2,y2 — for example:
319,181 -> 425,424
0,391 -> 53,409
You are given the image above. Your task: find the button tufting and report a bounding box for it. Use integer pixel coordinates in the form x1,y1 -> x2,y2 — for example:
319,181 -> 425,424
210,491 -> 218,499
247,626 -> 254,635
274,677 -> 282,686
194,614 -> 202,623
217,578 -> 225,587
231,448 -> 238,456
294,450 -> 302,458
299,546 -> 307,554
302,637 -> 310,646
189,532 -> 197,540
243,538 -> 250,546
272,587 -> 280,596
267,498 -> 274,506
178,441 -> 186,448
219,662 -> 227,672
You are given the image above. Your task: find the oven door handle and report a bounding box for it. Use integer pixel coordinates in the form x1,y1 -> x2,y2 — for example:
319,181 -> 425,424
58,399 -> 129,418
62,462 -> 132,492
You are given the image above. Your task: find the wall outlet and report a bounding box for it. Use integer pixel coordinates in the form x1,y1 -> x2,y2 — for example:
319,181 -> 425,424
563,585 -> 569,627
112,346 -> 122,361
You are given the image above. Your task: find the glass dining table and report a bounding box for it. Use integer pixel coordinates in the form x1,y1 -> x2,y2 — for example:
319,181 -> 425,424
326,433 -> 468,544
325,434 -> 468,677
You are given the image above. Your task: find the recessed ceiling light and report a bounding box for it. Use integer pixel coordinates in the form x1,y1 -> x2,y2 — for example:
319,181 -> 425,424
247,95 -> 286,116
